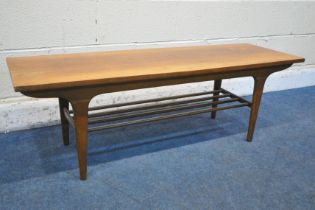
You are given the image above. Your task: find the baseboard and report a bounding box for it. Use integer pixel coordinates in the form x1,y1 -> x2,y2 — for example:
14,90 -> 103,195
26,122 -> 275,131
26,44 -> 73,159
1,66 -> 314,133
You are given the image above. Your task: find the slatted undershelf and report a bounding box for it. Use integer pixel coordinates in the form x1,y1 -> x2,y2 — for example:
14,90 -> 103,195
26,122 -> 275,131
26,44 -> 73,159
65,88 -> 252,132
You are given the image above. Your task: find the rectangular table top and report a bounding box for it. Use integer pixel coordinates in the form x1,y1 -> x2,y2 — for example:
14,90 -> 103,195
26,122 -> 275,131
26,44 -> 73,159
7,43 -> 304,92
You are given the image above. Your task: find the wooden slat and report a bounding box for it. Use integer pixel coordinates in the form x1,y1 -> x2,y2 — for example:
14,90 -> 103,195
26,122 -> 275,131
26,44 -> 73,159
88,98 -> 240,124
7,43 -> 304,92
88,103 -> 250,132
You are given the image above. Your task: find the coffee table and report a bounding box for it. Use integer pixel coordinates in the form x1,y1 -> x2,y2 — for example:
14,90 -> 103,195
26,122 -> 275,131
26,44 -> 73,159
7,44 -> 304,180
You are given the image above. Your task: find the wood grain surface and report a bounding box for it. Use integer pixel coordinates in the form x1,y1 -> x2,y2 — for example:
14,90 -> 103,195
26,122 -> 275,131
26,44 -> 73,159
7,43 -> 304,92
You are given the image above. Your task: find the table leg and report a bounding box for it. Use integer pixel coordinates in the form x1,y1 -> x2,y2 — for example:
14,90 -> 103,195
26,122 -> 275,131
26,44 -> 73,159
58,98 -> 70,145
211,79 -> 222,119
72,100 -> 90,180
247,76 -> 267,142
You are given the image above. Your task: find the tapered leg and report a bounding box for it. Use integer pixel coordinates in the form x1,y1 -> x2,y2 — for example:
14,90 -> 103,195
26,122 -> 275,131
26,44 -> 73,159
72,100 -> 90,180
211,79 -> 222,119
247,76 -> 267,142
59,98 -> 70,145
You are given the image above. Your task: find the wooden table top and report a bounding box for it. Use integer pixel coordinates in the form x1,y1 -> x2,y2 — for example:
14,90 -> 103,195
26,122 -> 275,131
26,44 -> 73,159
7,43 -> 304,92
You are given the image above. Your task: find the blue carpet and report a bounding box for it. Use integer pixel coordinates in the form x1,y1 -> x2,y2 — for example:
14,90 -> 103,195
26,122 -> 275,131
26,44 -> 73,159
0,86 -> 315,210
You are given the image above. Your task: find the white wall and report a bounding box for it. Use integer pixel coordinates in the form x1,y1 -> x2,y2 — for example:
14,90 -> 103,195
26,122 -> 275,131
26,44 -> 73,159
0,1 -> 315,132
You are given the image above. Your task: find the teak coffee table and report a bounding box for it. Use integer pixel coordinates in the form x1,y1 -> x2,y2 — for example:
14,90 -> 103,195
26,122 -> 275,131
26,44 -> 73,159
7,44 -> 304,180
